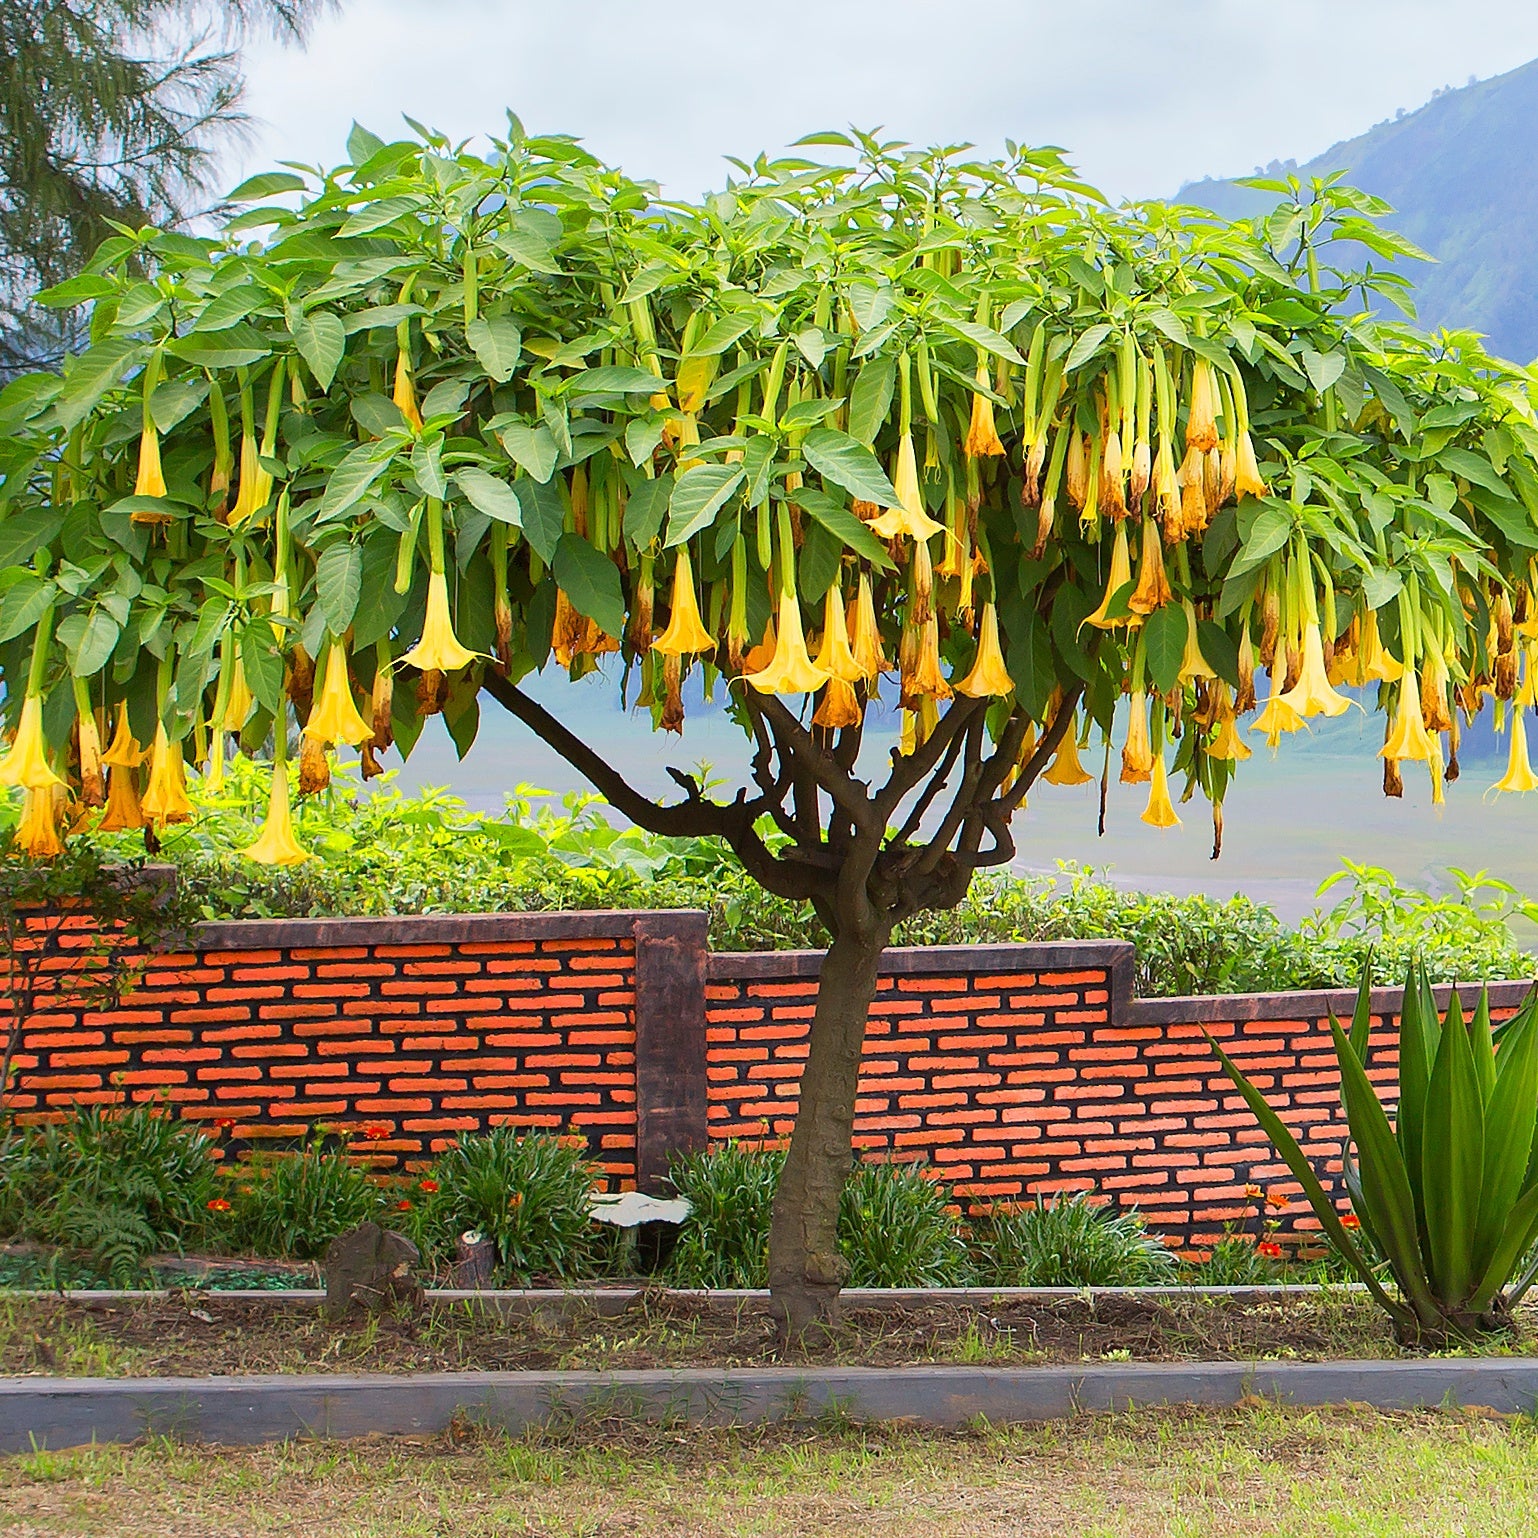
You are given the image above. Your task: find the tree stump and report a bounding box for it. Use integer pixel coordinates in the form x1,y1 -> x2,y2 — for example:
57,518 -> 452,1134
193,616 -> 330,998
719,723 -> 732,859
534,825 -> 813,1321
323,1222 -> 424,1319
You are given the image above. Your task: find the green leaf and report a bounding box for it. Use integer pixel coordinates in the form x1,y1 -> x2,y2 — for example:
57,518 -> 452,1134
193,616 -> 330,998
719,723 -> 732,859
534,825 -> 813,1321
318,442 -> 394,522
339,196 -> 424,237
466,314 -> 523,383
1196,621 -> 1239,689
1440,447 -> 1509,496
1064,323 -> 1113,373
795,488 -> 895,571
194,288 -> 263,332
35,275 -> 116,309
0,577 -> 56,644
315,542 -> 363,635
165,325 -> 271,370
147,377 -> 208,434
59,608 -> 121,676
56,338 -> 142,430
625,416 -> 667,468
1474,990 -> 1538,1286
802,427 -> 900,506
341,303 -> 423,336
240,621 -> 284,715
490,224 -> 562,275
566,366 -> 666,398
454,468 -> 522,526
513,475 -> 565,563
226,171 -> 307,202
1301,347 -> 1346,394
945,318 -> 1026,366
1397,957 -> 1437,1212
1421,987 -> 1486,1303
690,313 -> 758,357
1229,502 -> 1293,578
780,397 -> 842,432
410,436 -> 447,500
552,534 -> 624,639
847,356 -> 896,447
291,311 -> 346,392
498,420 -> 559,484
622,474 -> 671,548
666,464 -> 745,547
0,509 -> 64,571
1143,606 -> 1186,695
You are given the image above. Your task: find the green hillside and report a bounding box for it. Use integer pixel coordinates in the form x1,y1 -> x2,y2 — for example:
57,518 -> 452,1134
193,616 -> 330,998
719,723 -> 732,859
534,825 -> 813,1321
1178,59 -> 1538,363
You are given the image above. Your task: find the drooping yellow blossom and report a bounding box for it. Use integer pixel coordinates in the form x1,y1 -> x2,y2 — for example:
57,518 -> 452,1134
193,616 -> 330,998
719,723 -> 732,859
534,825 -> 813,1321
1379,671 -> 1435,763
1491,707 -> 1538,793
1128,518 -> 1172,615
870,432 -> 945,541
1236,624 -> 1257,712
1360,606 -> 1404,683
742,617 -> 777,675
1251,674 -> 1305,748
1043,726 -> 1094,786
133,423 -> 168,501
963,361 -> 1006,458
76,708 -> 104,807
226,432 -> 271,529
1185,358 -> 1218,451
1178,603 -> 1217,686
243,764 -> 310,866
102,702 -> 143,769
813,676 -> 863,730
393,351 -> 424,431
652,546 -> 716,657
98,764 -> 145,832
1279,622 -> 1353,718
1234,431 -> 1267,499
13,786 -> 64,859
747,594 -> 829,696
303,644 -> 373,747
902,617 -> 952,702
1210,712 -> 1253,762
399,572 -> 479,673
223,658 -> 254,734
140,725 -> 195,826
1120,692 -> 1153,784
1141,753 -> 1182,829
849,574 -> 890,681
1084,522 -> 1141,631
956,604 -> 1014,698
0,695 -> 63,790
813,585 -> 863,684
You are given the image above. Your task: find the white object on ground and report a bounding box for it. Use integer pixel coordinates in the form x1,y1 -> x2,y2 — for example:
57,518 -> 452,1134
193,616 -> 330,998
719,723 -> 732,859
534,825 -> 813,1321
587,1192 -> 693,1228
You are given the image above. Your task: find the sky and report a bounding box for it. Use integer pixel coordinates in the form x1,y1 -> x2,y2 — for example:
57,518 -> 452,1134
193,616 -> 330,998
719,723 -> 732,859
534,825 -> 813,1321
234,0 -> 1538,201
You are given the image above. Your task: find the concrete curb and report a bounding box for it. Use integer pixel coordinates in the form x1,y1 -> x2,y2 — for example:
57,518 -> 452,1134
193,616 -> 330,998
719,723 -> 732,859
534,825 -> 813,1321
6,1359 -> 1538,1451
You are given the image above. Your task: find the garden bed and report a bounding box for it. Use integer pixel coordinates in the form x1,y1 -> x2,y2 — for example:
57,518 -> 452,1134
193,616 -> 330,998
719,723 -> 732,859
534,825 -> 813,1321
5,1287 -> 1531,1380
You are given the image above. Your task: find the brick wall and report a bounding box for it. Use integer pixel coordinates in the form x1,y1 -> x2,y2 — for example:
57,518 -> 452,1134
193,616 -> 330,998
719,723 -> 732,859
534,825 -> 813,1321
10,901 -> 1531,1248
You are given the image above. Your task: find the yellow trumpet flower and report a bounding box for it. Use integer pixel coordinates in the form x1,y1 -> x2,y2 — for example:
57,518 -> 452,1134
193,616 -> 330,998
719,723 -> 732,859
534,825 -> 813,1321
226,432 -> 271,529
870,432 -> 945,541
956,604 -> 1014,699
813,676 -> 863,730
0,695 -> 64,790
102,702 -> 143,769
1120,692 -> 1153,784
1084,522 -> 1141,631
303,644 -> 373,747
1360,607 -> 1404,683
1209,713 -> 1252,761
1492,707 -> 1538,793
902,617 -> 952,703
652,546 -> 717,657
223,658 -> 254,735
813,585 -> 863,684
1234,430 -> 1267,499
393,351 -> 424,432
1379,671 -> 1435,763
12,786 -> 64,859
140,725 -> 194,826
849,573 -> 890,681
243,764 -> 310,866
747,594 -> 829,696
1178,603 -> 1217,686
1128,518 -> 1173,615
1141,753 -> 1182,829
1185,358 -> 1218,451
399,572 -> 480,673
1043,726 -> 1094,786
77,709 -> 104,807
1251,668 -> 1305,747
133,422 -> 168,501
963,362 -> 1006,458
742,616 -> 777,675
98,763 -> 145,832
1279,622 -> 1352,718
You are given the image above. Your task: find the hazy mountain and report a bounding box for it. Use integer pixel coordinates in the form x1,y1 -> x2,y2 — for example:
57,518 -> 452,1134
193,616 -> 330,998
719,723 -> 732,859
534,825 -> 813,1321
1178,59 -> 1538,364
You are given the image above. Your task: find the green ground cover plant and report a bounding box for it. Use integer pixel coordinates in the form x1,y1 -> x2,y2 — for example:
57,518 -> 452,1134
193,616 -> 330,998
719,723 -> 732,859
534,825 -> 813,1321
40,763 -> 1538,999
973,1192 -> 1177,1288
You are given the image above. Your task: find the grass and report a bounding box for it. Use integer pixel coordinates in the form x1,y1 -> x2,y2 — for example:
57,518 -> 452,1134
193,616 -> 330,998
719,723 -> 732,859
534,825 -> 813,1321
6,1405 -> 1538,1535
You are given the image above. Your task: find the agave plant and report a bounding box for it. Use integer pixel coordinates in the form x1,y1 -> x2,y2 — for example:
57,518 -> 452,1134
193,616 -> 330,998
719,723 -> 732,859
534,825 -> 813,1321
1213,962 -> 1538,1342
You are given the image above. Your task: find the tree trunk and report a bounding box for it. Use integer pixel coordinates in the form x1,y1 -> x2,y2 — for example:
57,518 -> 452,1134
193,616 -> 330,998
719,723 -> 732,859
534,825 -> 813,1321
767,921 -> 889,1335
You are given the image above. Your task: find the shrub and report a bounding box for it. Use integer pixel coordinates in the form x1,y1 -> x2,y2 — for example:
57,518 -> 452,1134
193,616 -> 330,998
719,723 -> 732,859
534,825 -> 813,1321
224,1139 -> 386,1260
0,1106 -> 218,1283
667,1142 -> 786,1288
1189,1236 -> 1282,1286
417,1129 -> 598,1283
973,1192 -> 1176,1288
838,1161 -> 973,1288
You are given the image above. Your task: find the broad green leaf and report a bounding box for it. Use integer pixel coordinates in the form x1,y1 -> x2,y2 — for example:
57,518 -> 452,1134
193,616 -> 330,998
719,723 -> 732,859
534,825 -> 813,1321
1441,447 -> 1509,496
1473,991 -> 1538,1285
499,420 -> 558,483
466,314 -> 523,382
339,196 -> 424,237
1064,323 -> 1113,373
802,427 -> 900,506
795,488 -> 895,571
625,416 -> 667,468
690,313 -> 758,357
318,442 -> 394,522
945,318 -> 1026,366
0,578 -> 55,644
455,468 -> 522,526
1301,347 -> 1346,394
780,397 -> 843,432
166,325 -> 271,370
315,542 -> 363,635
1142,605 -> 1186,695
56,338 -> 142,430
1472,1179 -> 1538,1312
194,288 -> 263,332
240,621 -> 284,715
1229,502 -> 1293,578
35,276 -> 117,309
148,377 -> 208,434
491,224 -> 562,275
622,474 -> 672,548
226,170 -> 307,202
513,475 -> 565,563
847,356 -> 896,447
666,464 -> 744,547
292,311 -> 346,392
566,366 -> 666,398
1421,988 -> 1486,1303
552,534 -> 624,639
58,608 -> 122,676
410,437 -> 447,500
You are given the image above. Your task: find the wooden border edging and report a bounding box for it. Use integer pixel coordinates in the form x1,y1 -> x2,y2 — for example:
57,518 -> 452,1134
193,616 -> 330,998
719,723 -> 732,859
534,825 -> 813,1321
6,1358 -> 1538,1450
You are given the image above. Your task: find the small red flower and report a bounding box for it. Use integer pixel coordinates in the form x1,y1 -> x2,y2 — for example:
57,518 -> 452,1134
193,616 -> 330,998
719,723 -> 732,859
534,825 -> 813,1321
417,1179 -> 439,1194
213,1118 -> 237,1133
1341,1213 -> 1361,1230
509,1192 -> 524,1210
1257,1240 -> 1283,1259
1266,1192 -> 1289,1210
206,1197 -> 232,1213
1244,1183 -> 1263,1201
360,1125 -> 390,1142
396,1198 -> 412,1211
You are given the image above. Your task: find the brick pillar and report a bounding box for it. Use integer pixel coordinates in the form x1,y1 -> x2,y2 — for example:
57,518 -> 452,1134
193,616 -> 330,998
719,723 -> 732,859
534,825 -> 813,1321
632,912 -> 709,1192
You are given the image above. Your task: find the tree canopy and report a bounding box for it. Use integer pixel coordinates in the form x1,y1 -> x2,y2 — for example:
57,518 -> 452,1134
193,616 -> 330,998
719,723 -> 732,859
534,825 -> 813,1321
5,118 -> 1538,1323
